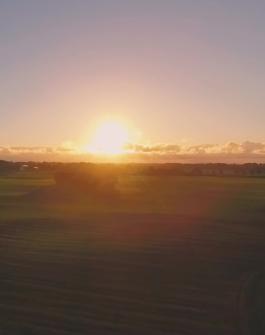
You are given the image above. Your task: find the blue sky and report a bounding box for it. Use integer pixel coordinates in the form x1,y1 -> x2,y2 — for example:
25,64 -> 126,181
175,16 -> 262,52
1,0 -> 265,148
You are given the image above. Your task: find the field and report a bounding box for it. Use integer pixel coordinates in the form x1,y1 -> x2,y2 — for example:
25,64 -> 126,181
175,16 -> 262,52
1,171 -> 265,334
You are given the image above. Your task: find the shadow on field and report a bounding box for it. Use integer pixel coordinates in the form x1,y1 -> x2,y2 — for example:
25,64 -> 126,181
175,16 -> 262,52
25,167 -> 121,204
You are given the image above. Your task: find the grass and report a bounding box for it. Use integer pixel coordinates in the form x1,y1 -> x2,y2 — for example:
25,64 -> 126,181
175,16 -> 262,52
1,172 -> 265,221
1,171 -> 265,334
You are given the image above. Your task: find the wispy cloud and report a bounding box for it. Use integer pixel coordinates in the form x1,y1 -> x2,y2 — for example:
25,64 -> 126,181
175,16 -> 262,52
126,141 -> 265,163
127,141 -> 265,154
1,141 -> 265,163
0,145 -> 82,162
126,143 -> 181,153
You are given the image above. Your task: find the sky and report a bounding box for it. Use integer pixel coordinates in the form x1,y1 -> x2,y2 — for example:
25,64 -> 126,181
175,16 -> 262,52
1,0 -> 265,162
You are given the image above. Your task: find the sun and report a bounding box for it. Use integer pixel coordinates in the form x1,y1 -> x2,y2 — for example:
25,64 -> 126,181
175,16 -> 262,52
87,120 -> 130,155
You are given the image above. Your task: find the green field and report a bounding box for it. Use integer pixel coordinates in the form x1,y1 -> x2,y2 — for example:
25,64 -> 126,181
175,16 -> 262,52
1,172 -> 265,334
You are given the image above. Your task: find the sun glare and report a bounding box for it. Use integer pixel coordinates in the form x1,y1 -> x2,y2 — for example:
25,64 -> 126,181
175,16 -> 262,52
87,120 -> 130,155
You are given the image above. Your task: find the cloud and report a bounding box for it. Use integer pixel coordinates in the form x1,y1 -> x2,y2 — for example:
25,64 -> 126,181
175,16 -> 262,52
0,146 -> 84,162
127,141 -> 265,155
126,143 -> 181,153
1,141 -> 265,163
125,141 -> 265,163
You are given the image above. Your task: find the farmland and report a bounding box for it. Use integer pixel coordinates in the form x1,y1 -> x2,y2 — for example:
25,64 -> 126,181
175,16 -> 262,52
1,170 -> 265,334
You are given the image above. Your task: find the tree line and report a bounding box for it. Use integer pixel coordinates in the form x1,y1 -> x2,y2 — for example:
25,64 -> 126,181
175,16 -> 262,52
1,160 -> 265,177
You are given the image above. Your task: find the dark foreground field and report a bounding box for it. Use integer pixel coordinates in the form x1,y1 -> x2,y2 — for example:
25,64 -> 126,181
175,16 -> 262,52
1,172 -> 265,334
